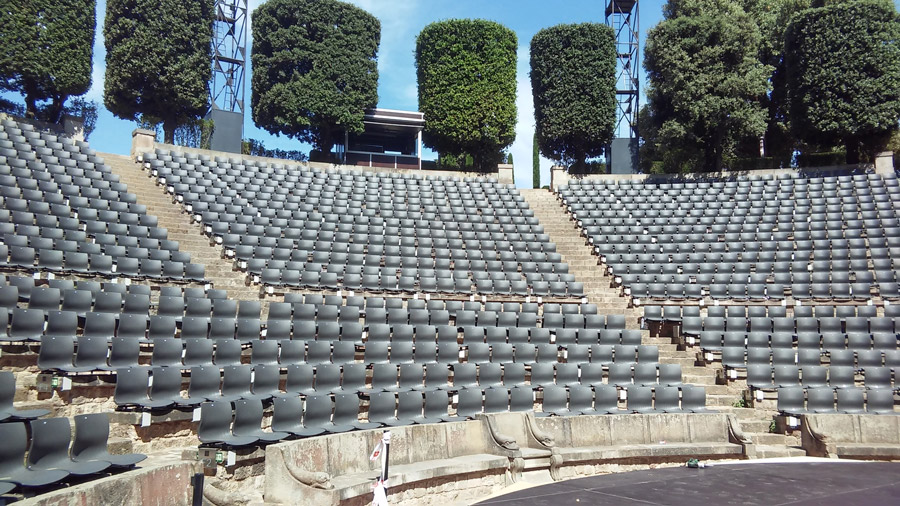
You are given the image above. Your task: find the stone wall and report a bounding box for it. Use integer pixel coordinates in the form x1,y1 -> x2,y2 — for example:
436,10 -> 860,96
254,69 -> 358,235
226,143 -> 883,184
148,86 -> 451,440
14,461 -> 202,506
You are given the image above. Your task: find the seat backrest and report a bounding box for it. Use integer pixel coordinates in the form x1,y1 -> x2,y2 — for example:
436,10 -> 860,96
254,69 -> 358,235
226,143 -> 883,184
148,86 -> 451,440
27,417 -> 73,468
72,413 -> 112,460
198,401 -> 232,442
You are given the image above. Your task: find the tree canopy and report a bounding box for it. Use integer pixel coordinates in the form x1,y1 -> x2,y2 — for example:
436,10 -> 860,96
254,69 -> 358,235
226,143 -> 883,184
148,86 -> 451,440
0,0 -> 95,122
251,0 -> 380,160
529,23 -> 616,172
416,19 -> 517,171
104,0 -> 213,144
643,0 -> 771,173
785,0 -> 900,163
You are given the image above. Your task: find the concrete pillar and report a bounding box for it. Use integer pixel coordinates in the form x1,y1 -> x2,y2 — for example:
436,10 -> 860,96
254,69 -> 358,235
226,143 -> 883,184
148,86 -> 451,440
497,163 -> 514,185
550,165 -> 568,191
62,115 -> 85,142
131,129 -> 157,160
417,130 -> 423,170
874,151 -> 894,175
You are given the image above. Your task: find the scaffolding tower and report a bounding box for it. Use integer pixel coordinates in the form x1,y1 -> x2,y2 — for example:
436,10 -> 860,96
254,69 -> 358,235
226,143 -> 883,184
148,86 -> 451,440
605,0 -> 639,138
208,0 -> 247,153
605,0 -> 639,172
211,0 -> 247,114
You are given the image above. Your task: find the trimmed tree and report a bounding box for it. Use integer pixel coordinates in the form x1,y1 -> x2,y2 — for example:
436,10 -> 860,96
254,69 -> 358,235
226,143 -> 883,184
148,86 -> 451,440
530,23 -> 616,172
104,0 -> 213,144
643,0 -> 771,172
0,1 -> 95,122
785,0 -> 900,163
416,19 -> 517,171
533,131 -> 540,188
251,0 -> 380,160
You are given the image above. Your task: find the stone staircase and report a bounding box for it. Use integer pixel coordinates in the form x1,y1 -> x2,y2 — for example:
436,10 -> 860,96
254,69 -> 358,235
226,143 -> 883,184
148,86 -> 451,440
521,189 -> 734,404
101,153 -> 257,301
719,406 -> 806,458
520,190 -> 636,321
521,188 -> 808,457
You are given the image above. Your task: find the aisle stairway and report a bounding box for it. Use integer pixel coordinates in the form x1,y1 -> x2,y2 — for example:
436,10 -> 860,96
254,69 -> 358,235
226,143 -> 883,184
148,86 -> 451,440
102,153 -> 257,301
521,189 -> 806,457
522,189 -> 736,404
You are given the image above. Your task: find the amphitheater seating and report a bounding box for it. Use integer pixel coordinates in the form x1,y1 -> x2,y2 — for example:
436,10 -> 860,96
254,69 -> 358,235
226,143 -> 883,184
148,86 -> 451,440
559,171 -> 900,303
0,266 -> 707,451
664,301 -> 897,419
0,119 -> 205,283
141,148 -> 580,297
0,413 -> 144,491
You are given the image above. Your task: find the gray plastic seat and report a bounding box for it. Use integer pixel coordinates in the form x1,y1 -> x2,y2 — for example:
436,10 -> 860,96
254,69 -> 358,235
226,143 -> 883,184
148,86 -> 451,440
537,385 -> 569,416
220,365 -> 253,402
300,394 -> 341,434
151,337 -> 183,368
271,396 -> 325,438
72,413 -> 146,468
420,390 -> 450,422
0,422 -> 69,487
183,338 -> 214,368
777,386 -> 806,415
213,339 -> 242,366
0,371 -> 50,420
865,388 -> 897,414
444,387 -> 483,421
681,385 -> 711,413
807,386 -> 836,413
197,401 -> 258,447
28,417 -> 111,475
233,399 -> 289,443
626,386 -> 655,413
182,366 -> 222,407
836,388 -> 865,414
591,384 -> 620,414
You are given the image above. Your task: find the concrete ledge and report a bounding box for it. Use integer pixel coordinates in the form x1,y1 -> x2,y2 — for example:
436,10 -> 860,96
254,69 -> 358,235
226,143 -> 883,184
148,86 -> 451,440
535,413 -> 748,471
15,461 -> 201,506
264,420 -> 509,505
801,414 -> 900,459
263,413 -> 749,504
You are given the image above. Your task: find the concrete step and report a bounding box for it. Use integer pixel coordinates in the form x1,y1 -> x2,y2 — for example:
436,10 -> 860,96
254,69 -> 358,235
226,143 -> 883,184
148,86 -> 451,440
741,420 -> 776,433
101,152 -> 258,301
752,445 -> 807,459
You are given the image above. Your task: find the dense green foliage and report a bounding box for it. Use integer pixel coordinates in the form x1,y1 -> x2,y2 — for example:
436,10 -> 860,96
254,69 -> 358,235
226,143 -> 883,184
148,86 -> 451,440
785,0 -> 900,163
242,138 -> 309,162
643,0 -> 771,172
533,132 -> 540,188
104,0 -> 213,143
741,0 -> 811,166
251,0 -> 379,160
0,1 -> 95,122
416,19 -> 517,171
529,23 -> 616,171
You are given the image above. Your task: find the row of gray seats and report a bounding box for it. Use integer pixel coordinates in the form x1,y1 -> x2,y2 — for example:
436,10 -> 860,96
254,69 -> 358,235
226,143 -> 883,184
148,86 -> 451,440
113,362 -> 685,412
560,170 -> 899,301
777,386 -> 896,415
144,148 -> 573,295
748,364 -> 896,391
0,119 -> 206,282
197,384 -> 712,447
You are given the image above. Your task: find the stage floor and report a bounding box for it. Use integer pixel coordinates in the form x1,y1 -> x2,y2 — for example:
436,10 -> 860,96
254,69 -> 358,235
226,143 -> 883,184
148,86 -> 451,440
476,460 -> 900,505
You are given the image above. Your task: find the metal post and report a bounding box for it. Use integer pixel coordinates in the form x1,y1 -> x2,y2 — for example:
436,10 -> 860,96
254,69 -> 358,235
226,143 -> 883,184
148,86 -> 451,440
191,472 -> 205,506
382,430 -> 391,482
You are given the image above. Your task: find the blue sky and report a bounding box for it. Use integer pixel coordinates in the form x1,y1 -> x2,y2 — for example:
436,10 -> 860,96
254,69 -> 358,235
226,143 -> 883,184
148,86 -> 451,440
17,0 -> 668,187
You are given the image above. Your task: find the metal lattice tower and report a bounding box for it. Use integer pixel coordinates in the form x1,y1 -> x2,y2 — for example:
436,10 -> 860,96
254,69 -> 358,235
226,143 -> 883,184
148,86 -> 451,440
605,0 -> 639,139
210,0 -> 247,115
